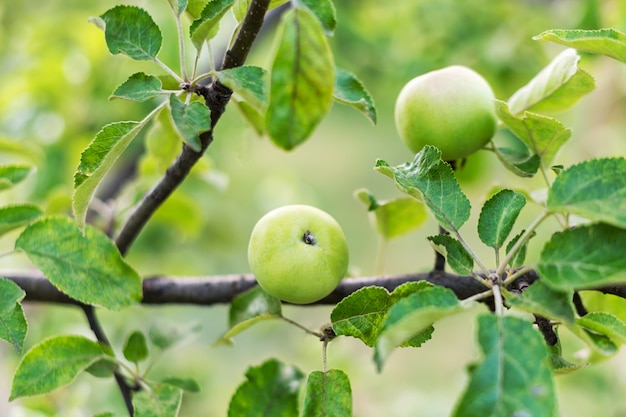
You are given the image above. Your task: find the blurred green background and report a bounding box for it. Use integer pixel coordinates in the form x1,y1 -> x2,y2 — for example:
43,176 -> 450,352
2,0 -> 626,415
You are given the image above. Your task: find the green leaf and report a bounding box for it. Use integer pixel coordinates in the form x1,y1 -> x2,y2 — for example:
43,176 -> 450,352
356,192 -> 428,240
427,234 -> 473,275
566,322 -> 618,359
0,164 -> 34,191
270,1 -> 291,7
580,292 -> 626,325
110,72 -> 163,101
167,0 -> 188,15
100,6 -> 162,61
216,286 -> 282,345
0,277 -> 27,353
151,192 -> 205,236
495,100 -> 572,168
158,74 -> 183,91
477,189 -> 526,251
190,0 -> 234,50
295,0 -> 337,35
232,99 -> 266,135
453,314 -> 557,417
93,413 -> 116,417
133,383 -> 183,417
149,321 -> 202,350
331,282 -> 433,347
161,377 -> 201,393
374,197 -> 428,239
216,66 -> 268,111
0,278 -> 25,315
333,69 -> 377,124
229,285 -> 282,327
73,120 -> 150,230
0,136 -> 43,164
533,28 -> 626,63
354,188 -> 379,211
232,0 -> 249,21
301,370 -> 352,417
374,146 -> 471,232
169,94 -> 211,152
10,335 -> 108,400
0,305 -> 27,354
549,333 -> 585,374
15,217 -> 142,310
140,108 -> 182,174
577,312 -> 626,345
547,158 -> 626,228
331,286 -> 393,347
266,7 -> 335,150
0,204 -> 43,237
374,285 -> 463,371
538,223 -> 626,291
504,229 -> 535,268
504,281 -> 576,325
227,359 -> 305,417
508,48 -> 595,114
123,330 -> 149,363
86,358 -> 117,378
492,132 -> 541,178
185,0 -> 207,19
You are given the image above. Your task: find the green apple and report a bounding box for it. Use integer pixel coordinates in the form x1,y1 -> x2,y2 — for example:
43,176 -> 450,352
247,205 -> 349,304
394,65 -> 497,161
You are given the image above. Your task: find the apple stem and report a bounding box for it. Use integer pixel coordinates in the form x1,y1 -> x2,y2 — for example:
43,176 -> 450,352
322,338 -> 329,373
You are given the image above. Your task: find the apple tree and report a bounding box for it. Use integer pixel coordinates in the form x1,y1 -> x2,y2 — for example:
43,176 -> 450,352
2,0 -> 626,416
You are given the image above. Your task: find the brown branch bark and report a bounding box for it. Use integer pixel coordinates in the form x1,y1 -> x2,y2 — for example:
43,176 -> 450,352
5,271 -> 488,305
8,269 -> 626,306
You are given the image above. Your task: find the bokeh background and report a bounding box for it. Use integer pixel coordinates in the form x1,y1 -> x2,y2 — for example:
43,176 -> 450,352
2,0 -> 626,415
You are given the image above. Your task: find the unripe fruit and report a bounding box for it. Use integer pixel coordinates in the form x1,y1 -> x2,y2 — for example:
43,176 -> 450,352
394,65 -> 497,161
247,205 -> 349,304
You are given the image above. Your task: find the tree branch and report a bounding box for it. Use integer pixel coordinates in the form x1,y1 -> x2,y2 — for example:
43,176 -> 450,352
9,269 -> 626,306
114,0 -> 271,256
83,3 -> 273,413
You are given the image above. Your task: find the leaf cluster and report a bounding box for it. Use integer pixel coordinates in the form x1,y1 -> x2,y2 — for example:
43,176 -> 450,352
3,1 -> 626,416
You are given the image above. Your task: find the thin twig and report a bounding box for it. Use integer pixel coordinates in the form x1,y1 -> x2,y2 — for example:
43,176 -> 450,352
492,284 -> 504,316
502,264 -> 536,287
82,305 -> 134,414
175,13 -> 188,81
461,287 -> 494,305
280,315 -> 324,339
496,211 -> 549,278
153,57 -> 183,83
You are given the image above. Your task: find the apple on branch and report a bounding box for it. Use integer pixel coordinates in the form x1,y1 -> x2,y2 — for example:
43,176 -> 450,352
247,205 -> 349,304
394,65 -> 497,162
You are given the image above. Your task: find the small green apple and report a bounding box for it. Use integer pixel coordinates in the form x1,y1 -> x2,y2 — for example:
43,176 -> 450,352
247,205 -> 349,304
394,65 -> 497,161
